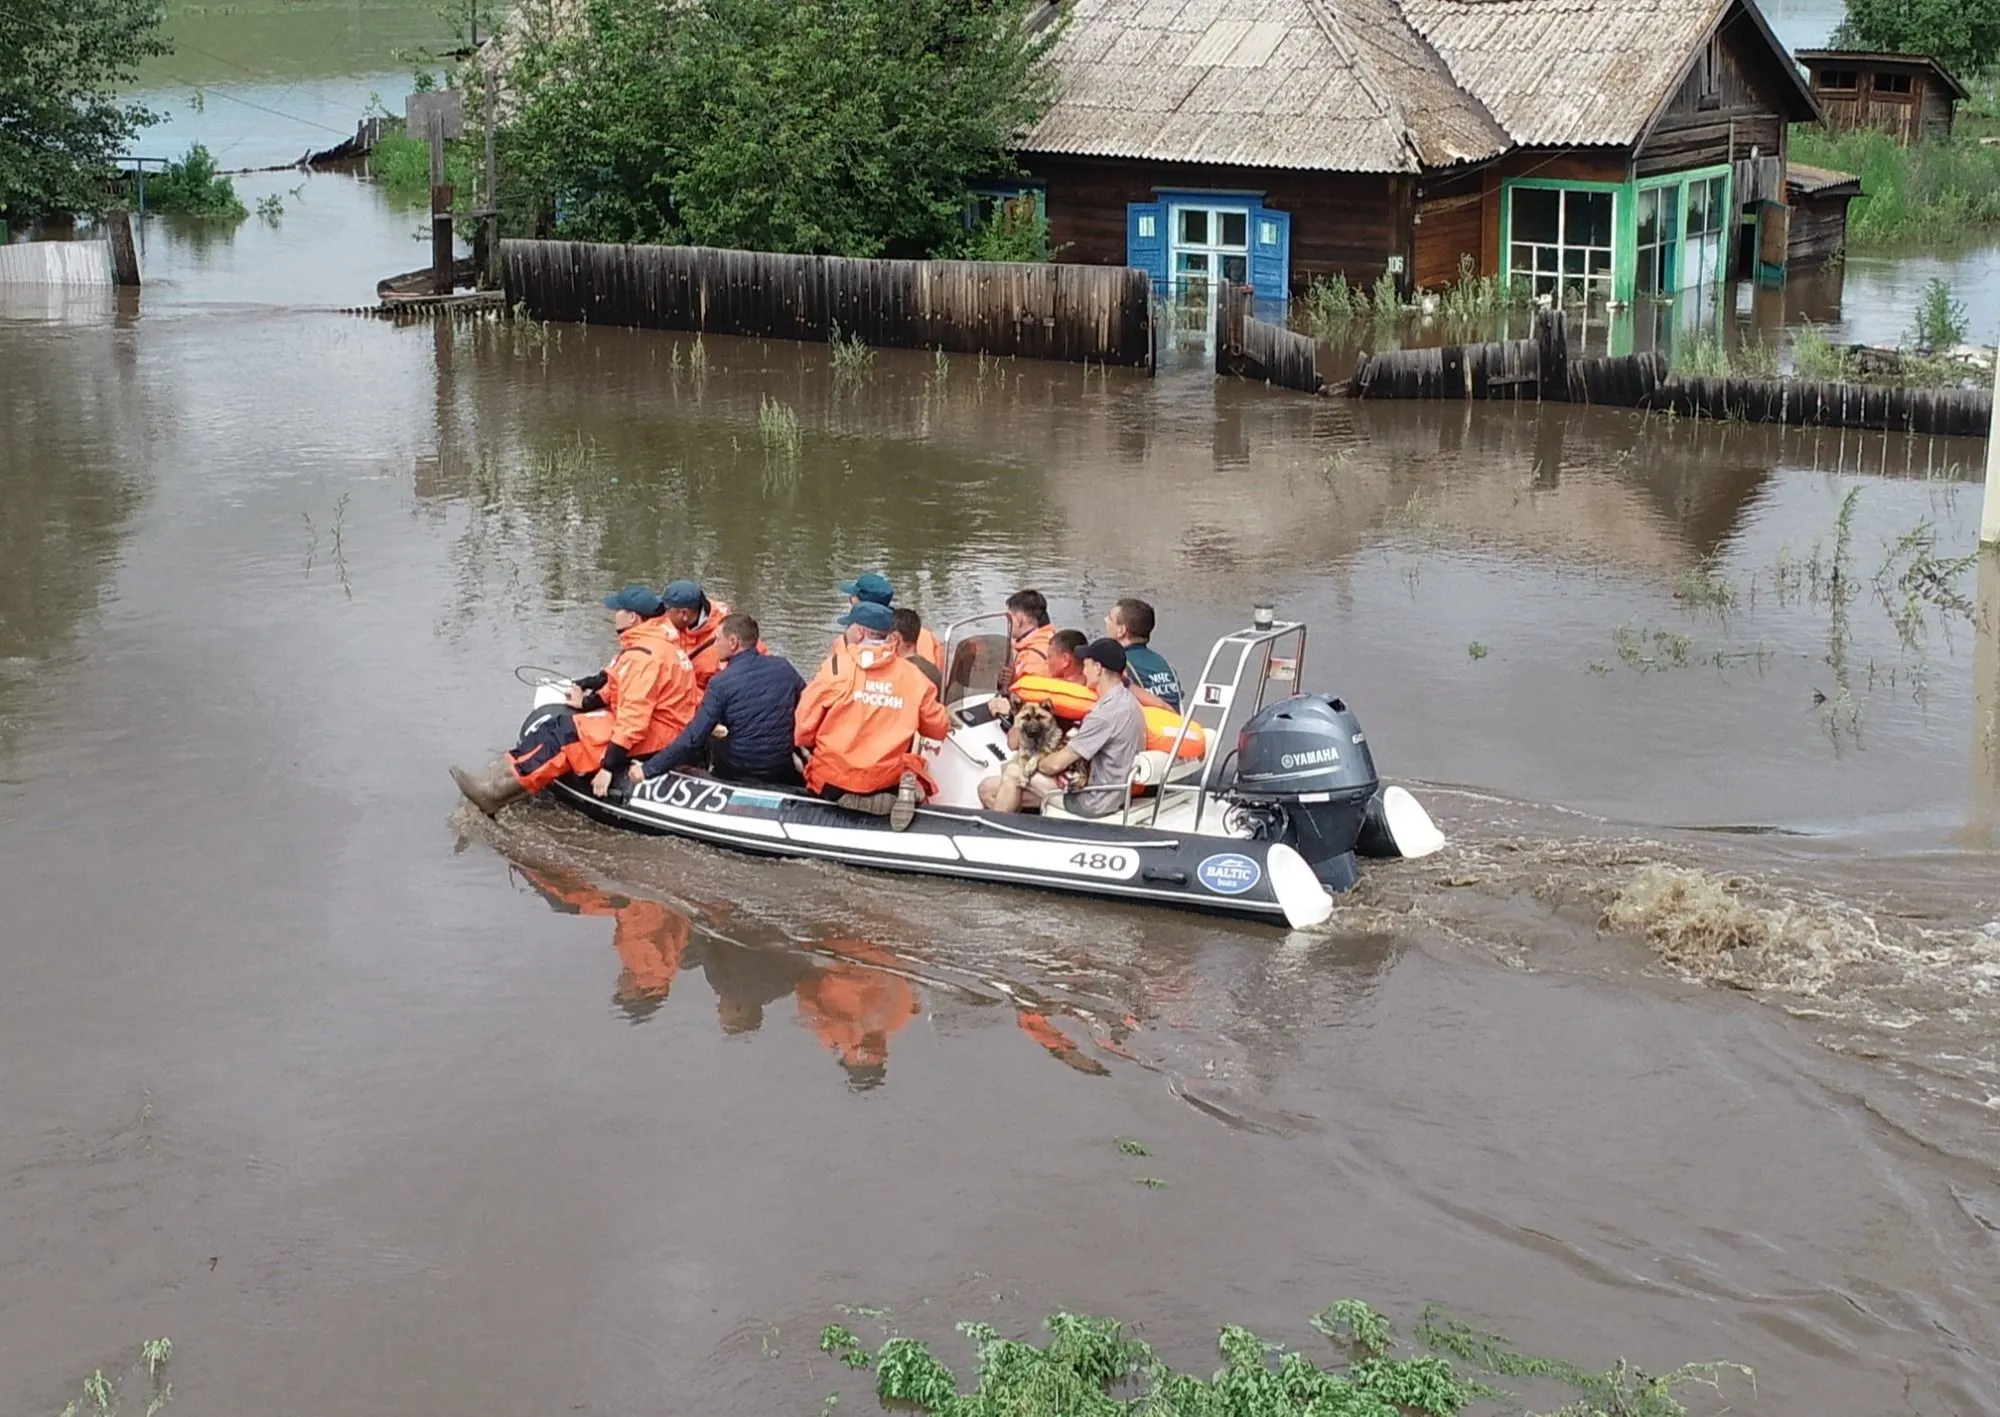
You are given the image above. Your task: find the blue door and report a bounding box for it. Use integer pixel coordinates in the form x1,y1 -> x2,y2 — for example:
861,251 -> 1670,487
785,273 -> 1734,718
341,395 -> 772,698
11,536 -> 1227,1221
1250,207 -> 1292,315
1126,203 -> 1166,290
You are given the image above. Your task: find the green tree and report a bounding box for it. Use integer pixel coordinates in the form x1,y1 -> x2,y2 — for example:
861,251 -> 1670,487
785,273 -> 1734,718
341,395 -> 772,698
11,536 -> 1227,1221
0,0 -> 170,220
496,0 -> 1057,257
1833,0 -> 2000,78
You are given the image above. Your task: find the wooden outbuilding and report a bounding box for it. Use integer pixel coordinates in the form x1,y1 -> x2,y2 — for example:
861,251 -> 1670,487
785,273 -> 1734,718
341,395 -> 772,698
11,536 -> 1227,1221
1012,0 -> 1821,313
1783,162 -> 1862,266
1795,50 -> 1967,145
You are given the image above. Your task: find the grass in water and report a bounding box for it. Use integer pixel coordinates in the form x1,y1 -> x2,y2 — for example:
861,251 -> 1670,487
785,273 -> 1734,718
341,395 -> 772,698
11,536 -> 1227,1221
758,395 -> 802,457
1115,1137 -> 1149,1156
813,1303 -> 1749,1416
829,322 -> 876,378
1791,320 -> 1851,381
56,1338 -> 174,1416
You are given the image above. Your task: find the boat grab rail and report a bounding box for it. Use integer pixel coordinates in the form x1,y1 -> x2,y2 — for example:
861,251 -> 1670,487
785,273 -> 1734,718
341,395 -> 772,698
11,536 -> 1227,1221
1146,619 -> 1308,831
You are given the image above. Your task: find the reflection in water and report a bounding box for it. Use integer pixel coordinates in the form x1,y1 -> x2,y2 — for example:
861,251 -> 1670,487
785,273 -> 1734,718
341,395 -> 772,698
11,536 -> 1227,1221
792,940 -> 921,1089
1973,547 -> 2000,845
0,324 -> 150,754
504,847 -> 1150,1087
515,864 -> 691,1020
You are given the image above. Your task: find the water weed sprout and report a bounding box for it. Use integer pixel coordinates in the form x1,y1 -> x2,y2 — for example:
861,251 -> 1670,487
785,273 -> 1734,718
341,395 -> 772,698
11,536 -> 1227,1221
829,322 -> 876,378
758,395 -> 802,457
812,1303 -> 1749,1417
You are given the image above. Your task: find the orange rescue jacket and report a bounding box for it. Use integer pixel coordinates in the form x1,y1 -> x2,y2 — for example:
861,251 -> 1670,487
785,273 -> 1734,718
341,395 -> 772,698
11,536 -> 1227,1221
1008,624 -> 1055,687
679,598 -> 743,689
574,616 -> 701,767
794,641 -> 949,795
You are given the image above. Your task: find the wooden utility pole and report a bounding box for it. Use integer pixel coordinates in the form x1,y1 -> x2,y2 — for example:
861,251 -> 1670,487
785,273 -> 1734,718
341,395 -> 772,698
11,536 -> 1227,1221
407,90 -> 465,297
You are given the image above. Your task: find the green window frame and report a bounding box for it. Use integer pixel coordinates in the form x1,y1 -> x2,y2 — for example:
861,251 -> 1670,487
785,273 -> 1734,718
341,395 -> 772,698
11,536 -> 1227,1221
1499,178 -> 1630,311
1634,164 -> 1733,298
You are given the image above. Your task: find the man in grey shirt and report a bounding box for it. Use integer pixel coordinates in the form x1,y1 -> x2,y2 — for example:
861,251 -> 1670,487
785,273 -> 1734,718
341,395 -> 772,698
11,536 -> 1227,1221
979,638 -> 1148,817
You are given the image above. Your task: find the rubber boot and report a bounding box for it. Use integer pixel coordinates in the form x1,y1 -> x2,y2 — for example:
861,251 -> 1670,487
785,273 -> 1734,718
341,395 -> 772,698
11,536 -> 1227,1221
837,789 -> 897,818
451,759 -> 528,817
888,771 -> 920,832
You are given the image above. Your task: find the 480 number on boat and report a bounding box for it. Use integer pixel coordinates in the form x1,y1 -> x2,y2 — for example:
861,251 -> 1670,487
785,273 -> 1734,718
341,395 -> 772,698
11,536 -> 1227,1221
1067,850 -> 1129,873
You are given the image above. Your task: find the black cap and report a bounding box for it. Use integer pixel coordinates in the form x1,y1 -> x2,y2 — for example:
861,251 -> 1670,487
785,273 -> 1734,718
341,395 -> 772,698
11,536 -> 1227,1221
1079,637 -> 1127,675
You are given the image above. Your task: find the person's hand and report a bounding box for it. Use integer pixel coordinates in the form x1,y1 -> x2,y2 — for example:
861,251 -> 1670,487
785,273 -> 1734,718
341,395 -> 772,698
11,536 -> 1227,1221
990,694 -> 1011,717
565,685 -> 587,710
710,724 -> 729,739
590,768 -> 613,797
627,764 -> 646,785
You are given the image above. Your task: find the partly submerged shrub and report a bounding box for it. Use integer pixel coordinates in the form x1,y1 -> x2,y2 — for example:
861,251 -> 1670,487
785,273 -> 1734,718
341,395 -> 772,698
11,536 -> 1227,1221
138,144 -> 245,219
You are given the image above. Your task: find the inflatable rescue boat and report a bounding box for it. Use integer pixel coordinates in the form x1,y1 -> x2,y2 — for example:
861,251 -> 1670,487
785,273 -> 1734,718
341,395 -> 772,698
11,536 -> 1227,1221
519,612 -> 1444,928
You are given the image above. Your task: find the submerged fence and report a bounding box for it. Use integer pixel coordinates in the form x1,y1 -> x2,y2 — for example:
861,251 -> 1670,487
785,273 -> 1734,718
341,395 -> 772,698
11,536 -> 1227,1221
501,240 -> 1154,368
1213,283 -> 1321,393
1349,310 -> 1992,437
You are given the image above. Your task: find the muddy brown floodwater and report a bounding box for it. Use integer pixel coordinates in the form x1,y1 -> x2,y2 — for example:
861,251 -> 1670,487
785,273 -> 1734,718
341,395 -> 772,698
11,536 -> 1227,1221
5,179 -> 2000,1417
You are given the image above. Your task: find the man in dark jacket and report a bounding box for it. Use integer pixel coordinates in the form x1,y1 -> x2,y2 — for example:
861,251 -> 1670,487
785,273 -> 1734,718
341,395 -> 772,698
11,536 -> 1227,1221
628,613 -> 806,785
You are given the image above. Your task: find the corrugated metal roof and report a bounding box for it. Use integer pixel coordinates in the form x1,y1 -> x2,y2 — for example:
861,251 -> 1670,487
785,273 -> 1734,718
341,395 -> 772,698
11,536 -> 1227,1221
1400,0 -> 1733,147
1020,0 -> 1511,171
1786,161 -> 1862,198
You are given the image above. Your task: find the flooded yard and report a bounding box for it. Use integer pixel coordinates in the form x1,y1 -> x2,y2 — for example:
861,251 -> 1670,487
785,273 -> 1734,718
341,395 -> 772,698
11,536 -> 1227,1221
5,27 -> 2000,1411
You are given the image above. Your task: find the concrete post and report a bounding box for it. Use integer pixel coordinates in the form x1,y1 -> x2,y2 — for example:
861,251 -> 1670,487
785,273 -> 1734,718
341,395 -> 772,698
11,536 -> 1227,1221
1983,348 -> 2000,546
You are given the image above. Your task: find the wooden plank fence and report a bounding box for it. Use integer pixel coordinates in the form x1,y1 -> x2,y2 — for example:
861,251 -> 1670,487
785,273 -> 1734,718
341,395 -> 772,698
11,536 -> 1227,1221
1213,283 -> 1322,392
1348,309 -> 1991,437
500,239 -> 1154,368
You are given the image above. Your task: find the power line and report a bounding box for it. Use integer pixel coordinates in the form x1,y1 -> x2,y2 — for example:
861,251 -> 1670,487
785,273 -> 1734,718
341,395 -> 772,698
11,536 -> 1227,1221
155,73 -> 355,138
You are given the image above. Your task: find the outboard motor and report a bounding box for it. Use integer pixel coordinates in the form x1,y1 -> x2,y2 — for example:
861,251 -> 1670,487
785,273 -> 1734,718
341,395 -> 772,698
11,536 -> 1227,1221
1228,695 -> 1379,892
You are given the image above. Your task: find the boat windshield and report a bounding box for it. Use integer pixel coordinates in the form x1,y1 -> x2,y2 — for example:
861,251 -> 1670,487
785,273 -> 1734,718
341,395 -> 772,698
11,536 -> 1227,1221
942,633 -> 1010,707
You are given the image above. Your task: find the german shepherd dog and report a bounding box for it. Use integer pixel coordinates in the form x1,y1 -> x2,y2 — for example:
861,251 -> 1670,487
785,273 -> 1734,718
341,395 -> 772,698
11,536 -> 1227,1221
1002,701 -> 1089,792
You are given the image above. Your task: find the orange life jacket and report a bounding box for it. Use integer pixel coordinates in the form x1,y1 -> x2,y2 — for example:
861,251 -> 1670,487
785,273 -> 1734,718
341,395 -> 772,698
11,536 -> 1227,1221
1008,624 -> 1055,687
1008,676 -> 1209,759
678,598 -> 733,689
794,642 -> 949,796
1009,673 -> 1096,723
573,616 -> 701,760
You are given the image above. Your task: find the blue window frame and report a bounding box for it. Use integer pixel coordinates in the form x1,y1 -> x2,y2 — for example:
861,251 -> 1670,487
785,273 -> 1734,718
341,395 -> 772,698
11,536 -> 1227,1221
1126,193 -> 1291,314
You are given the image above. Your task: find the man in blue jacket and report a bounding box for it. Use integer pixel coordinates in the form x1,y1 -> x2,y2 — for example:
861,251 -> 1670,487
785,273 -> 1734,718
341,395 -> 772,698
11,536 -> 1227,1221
628,613 -> 806,786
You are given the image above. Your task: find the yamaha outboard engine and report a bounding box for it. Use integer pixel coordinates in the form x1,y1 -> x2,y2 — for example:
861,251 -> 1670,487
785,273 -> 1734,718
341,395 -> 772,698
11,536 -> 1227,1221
1228,695 -> 1379,893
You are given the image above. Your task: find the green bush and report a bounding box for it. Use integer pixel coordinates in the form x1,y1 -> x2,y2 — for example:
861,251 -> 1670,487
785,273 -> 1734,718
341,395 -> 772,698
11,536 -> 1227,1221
368,128 -> 478,209
1790,125 -> 2000,248
1907,276 -> 1968,350
137,143 -> 246,219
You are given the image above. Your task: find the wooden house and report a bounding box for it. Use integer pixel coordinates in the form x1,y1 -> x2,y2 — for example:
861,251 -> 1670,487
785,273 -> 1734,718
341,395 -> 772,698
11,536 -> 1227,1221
1795,50 -> 1966,145
1013,0 -> 1820,311
1784,162 -> 1862,266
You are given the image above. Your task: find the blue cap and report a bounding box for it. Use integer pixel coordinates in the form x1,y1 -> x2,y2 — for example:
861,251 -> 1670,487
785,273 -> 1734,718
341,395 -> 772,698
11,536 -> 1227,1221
660,579 -> 706,610
838,572 -> 896,605
604,584 -> 665,616
836,600 -> 895,633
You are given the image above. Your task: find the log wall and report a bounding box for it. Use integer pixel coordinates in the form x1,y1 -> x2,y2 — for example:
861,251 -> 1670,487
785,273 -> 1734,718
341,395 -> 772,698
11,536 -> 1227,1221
500,239 -> 1155,367
1214,283 -> 1322,393
1349,311 -> 1992,437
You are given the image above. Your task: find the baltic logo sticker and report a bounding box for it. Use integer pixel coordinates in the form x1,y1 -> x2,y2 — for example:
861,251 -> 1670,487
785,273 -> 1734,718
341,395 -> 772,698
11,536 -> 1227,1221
1196,852 -> 1262,895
